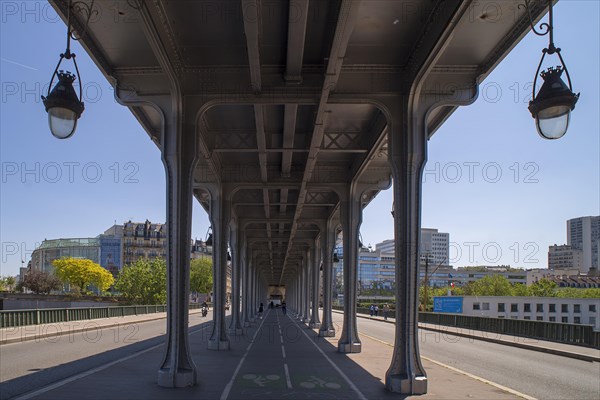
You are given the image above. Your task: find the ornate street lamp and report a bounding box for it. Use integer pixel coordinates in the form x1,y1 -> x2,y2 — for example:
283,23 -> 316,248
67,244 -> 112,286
521,0 -> 579,139
42,1 -> 96,139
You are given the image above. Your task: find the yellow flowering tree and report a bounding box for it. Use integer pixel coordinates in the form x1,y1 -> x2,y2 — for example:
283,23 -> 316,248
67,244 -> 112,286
52,257 -> 114,294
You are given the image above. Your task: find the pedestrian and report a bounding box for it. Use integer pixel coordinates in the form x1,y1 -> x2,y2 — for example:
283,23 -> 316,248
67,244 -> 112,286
383,304 -> 390,320
374,305 -> 379,317
259,302 -> 264,319
369,304 -> 375,317
282,301 -> 287,315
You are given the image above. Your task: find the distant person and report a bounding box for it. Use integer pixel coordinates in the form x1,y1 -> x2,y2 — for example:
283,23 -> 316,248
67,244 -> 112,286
383,304 -> 390,320
282,301 -> 287,315
374,305 -> 379,317
369,304 -> 375,317
258,302 -> 264,319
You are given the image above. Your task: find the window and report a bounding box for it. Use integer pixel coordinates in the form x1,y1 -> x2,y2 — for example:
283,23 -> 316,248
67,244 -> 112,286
590,304 -> 597,312
536,304 -> 544,312
511,304 -> 518,313
549,316 -> 556,322
524,303 -> 531,313
549,304 -> 556,313
473,303 -> 480,310
482,302 -> 490,311
536,316 -> 543,321
562,316 -> 569,323
574,304 -> 581,313
589,317 -> 596,326
498,303 -> 505,312
561,304 -> 569,313
524,316 -> 531,320
574,317 -> 581,324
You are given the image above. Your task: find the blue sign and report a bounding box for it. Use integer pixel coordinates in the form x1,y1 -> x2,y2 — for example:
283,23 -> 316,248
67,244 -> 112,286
433,297 -> 463,313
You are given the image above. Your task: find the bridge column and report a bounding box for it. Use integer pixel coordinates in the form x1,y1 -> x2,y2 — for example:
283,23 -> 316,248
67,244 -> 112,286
302,252 -> 311,323
208,187 -> 231,350
157,109 -> 197,388
338,188 -> 362,353
242,245 -> 253,327
385,101 -> 428,394
228,220 -> 244,335
309,236 -> 321,328
319,218 -> 337,337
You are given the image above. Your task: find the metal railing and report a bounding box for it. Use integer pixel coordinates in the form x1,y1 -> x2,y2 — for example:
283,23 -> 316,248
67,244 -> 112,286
332,306 -> 600,349
0,304 -> 200,329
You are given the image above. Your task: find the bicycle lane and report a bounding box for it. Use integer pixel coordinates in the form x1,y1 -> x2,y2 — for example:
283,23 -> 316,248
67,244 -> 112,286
223,308 -> 366,400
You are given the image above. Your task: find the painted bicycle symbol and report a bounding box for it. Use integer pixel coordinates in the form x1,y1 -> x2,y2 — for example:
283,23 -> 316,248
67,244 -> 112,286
299,376 -> 341,389
242,373 -> 280,387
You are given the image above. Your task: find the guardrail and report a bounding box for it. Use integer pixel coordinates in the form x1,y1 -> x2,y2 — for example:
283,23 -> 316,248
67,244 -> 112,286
0,304 -> 201,329
332,306 -> 600,349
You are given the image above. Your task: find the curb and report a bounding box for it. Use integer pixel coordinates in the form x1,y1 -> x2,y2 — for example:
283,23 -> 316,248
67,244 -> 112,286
332,310 -> 600,363
0,310 -> 202,346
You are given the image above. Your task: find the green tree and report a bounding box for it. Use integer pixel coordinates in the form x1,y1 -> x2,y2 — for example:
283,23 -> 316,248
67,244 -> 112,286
22,270 -> 62,294
115,258 -> 167,304
463,274 -> 513,296
528,278 -> 558,297
190,258 -> 213,294
52,257 -> 114,294
4,276 -> 16,292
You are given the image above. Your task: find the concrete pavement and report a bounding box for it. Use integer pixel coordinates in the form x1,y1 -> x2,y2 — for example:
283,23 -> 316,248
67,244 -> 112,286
3,308 -> 537,400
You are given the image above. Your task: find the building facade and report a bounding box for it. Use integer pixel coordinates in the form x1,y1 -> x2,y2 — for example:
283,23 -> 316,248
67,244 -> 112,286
548,244 -> 584,271
445,296 -> 600,331
30,238 -> 101,273
375,228 -> 450,267
122,220 -> 167,265
567,216 -> 600,273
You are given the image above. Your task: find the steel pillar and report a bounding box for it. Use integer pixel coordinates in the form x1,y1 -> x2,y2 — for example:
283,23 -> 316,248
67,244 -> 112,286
338,189 -> 362,353
385,102 -> 428,394
207,188 -> 231,350
242,245 -> 253,327
308,237 -> 321,328
228,221 -> 244,335
319,218 -> 337,337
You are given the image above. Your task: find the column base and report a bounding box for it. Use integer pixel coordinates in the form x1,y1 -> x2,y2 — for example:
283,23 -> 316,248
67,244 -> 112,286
207,339 -> 230,350
385,374 -> 427,395
338,341 -> 361,353
227,327 -> 245,335
318,328 -> 336,337
157,368 -> 196,388
308,321 -> 321,329
243,321 -> 251,327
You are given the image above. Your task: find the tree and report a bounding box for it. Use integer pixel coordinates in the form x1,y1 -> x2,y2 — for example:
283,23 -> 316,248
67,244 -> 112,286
528,278 -> 558,297
190,257 -> 213,295
22,270 -> 62,294
115,258 -> 167,305
463,274 -> 513,296
52,257 -> 114,294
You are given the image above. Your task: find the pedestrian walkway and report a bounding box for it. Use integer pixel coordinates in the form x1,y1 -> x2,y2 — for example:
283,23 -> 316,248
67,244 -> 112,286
9,308 -> 532,400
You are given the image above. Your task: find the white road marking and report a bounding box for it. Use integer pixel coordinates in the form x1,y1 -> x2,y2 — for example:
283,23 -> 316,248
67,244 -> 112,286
281,345 -> 286,358
359,332 -> 537,400
287,314 -> 368,400
14,324 -> 211,400
220,309 -> 270,400
283,363 -> 293,389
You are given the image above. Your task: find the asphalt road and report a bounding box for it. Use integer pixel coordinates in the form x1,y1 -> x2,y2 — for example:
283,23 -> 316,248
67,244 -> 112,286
0,313 -> 213,400
330,313 -> 600,400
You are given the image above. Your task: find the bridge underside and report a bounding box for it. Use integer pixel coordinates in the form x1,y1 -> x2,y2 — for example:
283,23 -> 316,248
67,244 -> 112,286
49,0 -> 548,394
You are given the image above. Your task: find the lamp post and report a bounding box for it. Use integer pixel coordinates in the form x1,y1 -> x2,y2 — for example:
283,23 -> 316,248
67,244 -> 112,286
42,0 -> 96,139
521,0 -> 579,139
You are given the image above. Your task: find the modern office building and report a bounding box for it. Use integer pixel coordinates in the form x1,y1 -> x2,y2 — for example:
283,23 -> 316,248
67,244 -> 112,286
567,216 -> 600,273
122,220 -> 167,265
375,228 -> 450,267
548,244 -> 584,271
30,238 -> 101,273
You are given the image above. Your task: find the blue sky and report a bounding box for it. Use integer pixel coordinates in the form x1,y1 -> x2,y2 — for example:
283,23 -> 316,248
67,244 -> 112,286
1,1 -> 598,276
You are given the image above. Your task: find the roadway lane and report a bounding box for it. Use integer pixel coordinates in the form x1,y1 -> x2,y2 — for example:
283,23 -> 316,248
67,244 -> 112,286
0,313 -> 213,400
331,313 -> 600,400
